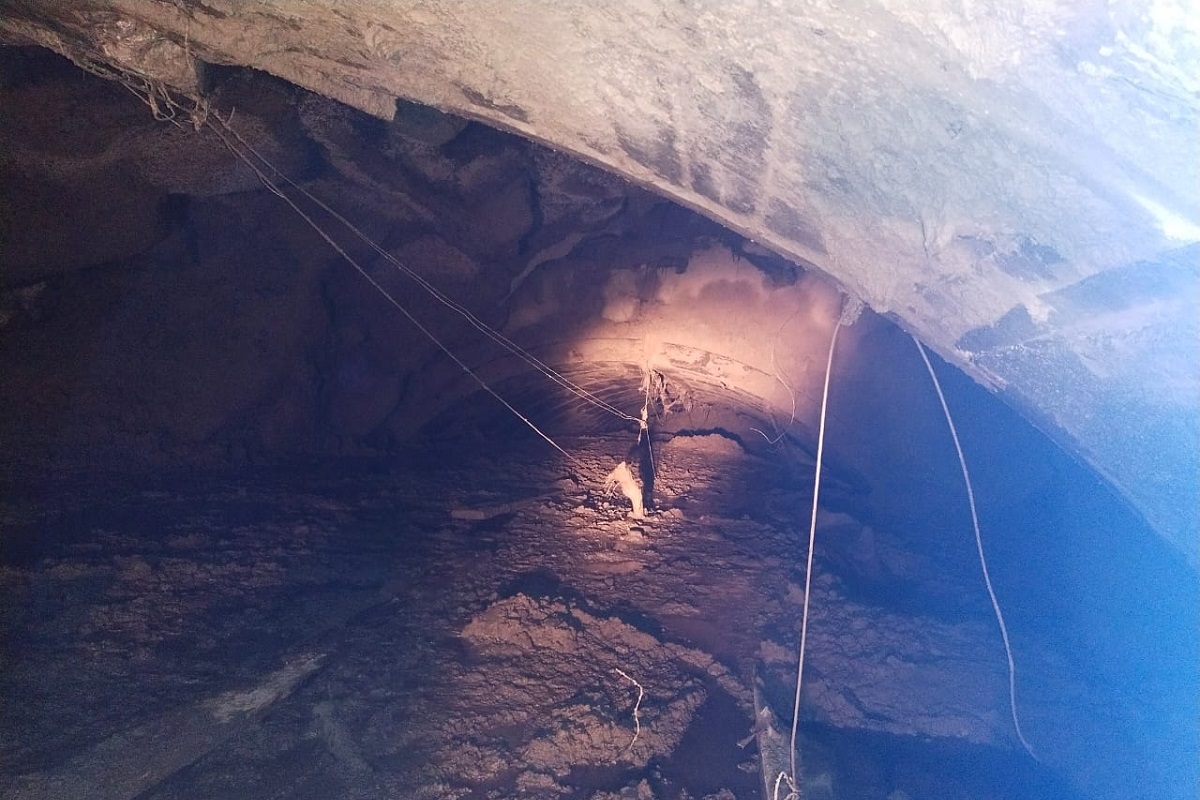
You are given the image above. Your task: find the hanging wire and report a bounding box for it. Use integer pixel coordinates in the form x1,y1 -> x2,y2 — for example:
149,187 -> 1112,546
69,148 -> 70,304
60,52 -> 647,479
637,372 -> 657,487
781,300 -> 847,796
913,338 -> 1039,762
210,115 -> 640,427
204,118 -> 583,467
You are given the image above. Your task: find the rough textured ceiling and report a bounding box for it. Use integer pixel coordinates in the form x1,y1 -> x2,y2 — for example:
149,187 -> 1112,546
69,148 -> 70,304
1,0 -> 1197,563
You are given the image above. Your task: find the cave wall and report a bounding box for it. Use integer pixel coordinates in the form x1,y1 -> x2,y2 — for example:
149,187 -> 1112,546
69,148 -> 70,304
0,0 -> 1195,563
0,59 -> 644,469
2,59 -> 841,477
0,55 -> 1085,567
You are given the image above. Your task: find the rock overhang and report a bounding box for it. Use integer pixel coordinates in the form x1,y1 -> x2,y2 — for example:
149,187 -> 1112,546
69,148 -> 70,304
0,0 -> 1196,563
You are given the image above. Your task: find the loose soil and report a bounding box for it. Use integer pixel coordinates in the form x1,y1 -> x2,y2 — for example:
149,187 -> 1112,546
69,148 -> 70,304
0,434 -> 1075,799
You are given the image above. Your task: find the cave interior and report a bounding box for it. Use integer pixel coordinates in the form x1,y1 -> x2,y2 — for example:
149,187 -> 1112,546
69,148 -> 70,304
0,32 -> 1197,800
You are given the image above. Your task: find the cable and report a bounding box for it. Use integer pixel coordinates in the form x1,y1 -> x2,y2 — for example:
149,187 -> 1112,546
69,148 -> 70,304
913,338 -> 1038,762
61,65 -> 608,466
206,120 -> 582,468
212,115 -> 639,426
638,374 -> 656,487
786,305 -> 845,788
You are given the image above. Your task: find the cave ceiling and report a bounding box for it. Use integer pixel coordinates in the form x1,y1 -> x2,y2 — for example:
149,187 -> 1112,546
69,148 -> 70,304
0,1 -> 1196,564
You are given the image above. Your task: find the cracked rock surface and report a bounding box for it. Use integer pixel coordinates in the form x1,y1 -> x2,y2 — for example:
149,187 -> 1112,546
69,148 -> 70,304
2,434 -> 1086,799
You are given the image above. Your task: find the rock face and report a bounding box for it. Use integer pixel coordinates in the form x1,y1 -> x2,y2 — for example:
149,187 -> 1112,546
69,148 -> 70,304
6,434 -> 1171,799
0,55 -> 1101,581
0,0 -> 1196,563
0,52 -> 849,489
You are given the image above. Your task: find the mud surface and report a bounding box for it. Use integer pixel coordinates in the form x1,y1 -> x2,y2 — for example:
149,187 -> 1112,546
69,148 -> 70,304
1,434 -> 1077,799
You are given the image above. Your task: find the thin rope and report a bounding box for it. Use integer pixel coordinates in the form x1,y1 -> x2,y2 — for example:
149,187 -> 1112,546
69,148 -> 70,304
57,65 -> 599,466
212,115 -> 639,426
786,309 -> 844,787
60,61 -> 633,427
206,120 -> 582,467
913,337 -> 1038,761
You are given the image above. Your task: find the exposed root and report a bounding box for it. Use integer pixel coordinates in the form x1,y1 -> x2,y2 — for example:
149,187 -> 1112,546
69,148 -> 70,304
613,667 -> 644,758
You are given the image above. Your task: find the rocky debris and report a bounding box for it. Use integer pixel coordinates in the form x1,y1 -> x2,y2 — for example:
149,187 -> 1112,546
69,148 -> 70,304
454,593 -> 710,778
0,435 -> 1090,799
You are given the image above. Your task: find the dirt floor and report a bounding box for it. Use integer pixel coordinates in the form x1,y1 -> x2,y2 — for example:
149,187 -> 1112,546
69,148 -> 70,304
0,433 -> 1076,799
